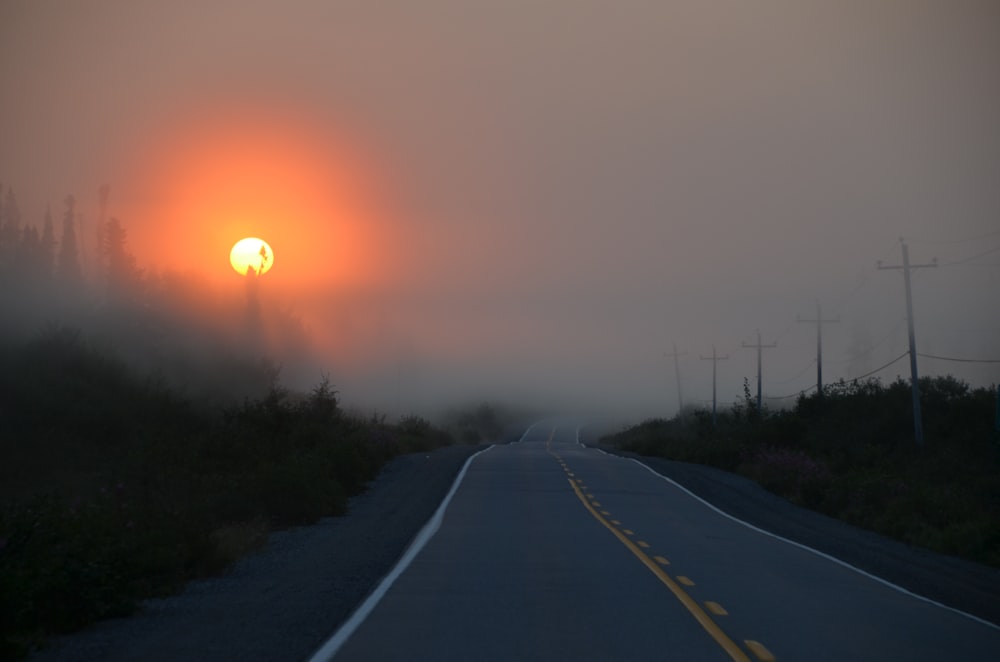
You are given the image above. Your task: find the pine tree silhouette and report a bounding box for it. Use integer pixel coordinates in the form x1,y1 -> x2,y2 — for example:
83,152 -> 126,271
102,216 -> 142,299
40,206 -> 56,282
57,195 -> 83,285
1,188 -> 21,260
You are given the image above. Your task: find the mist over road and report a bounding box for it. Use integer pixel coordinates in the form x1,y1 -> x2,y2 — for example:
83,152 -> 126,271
322,424 -> 1000,661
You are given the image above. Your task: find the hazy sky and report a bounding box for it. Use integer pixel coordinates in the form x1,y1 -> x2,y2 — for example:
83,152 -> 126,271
3,0 -> 999,419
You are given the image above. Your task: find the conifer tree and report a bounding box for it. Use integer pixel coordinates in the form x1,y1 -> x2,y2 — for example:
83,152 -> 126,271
102,216 -> 141,299
57,194 -> 83,285
40,205 -> 56,281
1,188 -> 20,254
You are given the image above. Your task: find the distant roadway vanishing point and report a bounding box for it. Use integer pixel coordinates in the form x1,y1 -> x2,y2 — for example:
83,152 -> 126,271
311,422 -> 1000,661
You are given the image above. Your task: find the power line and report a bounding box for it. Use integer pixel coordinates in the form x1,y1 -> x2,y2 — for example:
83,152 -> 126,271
766,384 -> 817,401
849,351 -> 910,382
911,228 -> 1000,246
917,352 -> 1000,364
939,245 -> 1000,267
767,351 -> 910,401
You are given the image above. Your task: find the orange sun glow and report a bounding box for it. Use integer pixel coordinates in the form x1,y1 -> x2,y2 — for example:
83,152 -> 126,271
120,107 -> 394,299
230,237 -> 274,276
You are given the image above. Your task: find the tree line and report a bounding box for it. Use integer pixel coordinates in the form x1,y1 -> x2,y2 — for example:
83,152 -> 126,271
0,185 -> 141,303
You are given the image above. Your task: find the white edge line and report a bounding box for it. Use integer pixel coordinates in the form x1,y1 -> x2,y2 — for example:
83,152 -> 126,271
512,421 -> 544,444
307,444 -> 496,661
595,448 -> 1000,632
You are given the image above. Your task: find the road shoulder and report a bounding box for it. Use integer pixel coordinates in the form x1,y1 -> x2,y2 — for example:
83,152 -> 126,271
594,444 -> 1000,628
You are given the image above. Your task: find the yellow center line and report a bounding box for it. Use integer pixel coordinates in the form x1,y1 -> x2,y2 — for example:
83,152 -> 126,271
567,478 -> 751,662
653,555 -> 670,565
623,529 -> 634,536
600,511 -> 611,516
677,576 -> 695,586
637,540 -> 650,548
745,640 -> 776,662
705,601 -> 729,616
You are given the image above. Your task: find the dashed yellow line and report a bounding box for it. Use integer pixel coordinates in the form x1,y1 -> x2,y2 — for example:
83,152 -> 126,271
745,640 -> 776,662
623,529 -> 634,536
566,478 -> 751,662
705,601 -> 728,616
653,555 -> 670,565
601,511 -> 611,516
677,576 -> 695,586
637,540 -> 650,548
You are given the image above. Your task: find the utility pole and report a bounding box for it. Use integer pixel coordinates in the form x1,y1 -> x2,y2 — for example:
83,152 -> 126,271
665,343 -> 687,420
797,301 -> 839,397
700,346 -> 728,426
878,238 -> 936,445
742,330 -> 777,414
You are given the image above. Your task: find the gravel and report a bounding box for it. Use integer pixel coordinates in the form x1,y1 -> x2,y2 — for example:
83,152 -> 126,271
31,435 -> 1000,660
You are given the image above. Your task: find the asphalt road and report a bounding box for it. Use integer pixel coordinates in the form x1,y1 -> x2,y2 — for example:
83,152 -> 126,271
320,422 -> 1000,661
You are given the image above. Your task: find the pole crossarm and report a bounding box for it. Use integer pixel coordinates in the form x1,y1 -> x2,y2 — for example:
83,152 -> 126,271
877,261 -> 939,271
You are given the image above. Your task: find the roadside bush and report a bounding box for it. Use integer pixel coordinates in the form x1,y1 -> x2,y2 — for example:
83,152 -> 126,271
603,376 -> 1000,568
0,333 -> 456,658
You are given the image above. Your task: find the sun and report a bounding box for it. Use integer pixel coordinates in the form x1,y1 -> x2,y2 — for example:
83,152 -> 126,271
230,237 -> 274,276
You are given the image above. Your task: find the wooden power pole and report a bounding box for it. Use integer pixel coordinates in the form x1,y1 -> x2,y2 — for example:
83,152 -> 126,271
700,345 -> 728,426
878,239 -> 936,445
797,301 -> 839,397
665,343 -> 687,420
742,330 -> 777,414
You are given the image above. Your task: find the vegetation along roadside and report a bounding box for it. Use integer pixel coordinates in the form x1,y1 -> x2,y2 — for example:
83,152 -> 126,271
603,376 -> 1000,570
0,328 -> 460,660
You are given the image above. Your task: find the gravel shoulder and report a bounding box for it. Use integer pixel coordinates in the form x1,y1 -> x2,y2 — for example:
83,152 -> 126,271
31,444 -> 487,662
32,434 -> 1000,661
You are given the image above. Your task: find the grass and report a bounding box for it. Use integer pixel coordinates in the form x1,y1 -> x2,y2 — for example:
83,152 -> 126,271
0,328 -> 458,659
603,376 -> 1000,568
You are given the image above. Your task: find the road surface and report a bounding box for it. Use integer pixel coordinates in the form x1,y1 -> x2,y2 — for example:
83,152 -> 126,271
317,422 -> 1000,661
